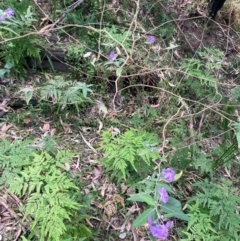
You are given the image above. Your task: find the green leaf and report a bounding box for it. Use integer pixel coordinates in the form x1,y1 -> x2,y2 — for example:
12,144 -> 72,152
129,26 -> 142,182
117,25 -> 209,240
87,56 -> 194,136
116,66 -> 123,76
232,117 -> 240,148
0,26 -> 20,36
0,69 -> 8,78
128,193 -> 155,206
174,170 -> 183,181
21,237 -> 29,241
25,90 -> 34,105
17,87 -> 33,105
161,200 -> 190,221
132,208 -> 155,228
4,63 -> 14,69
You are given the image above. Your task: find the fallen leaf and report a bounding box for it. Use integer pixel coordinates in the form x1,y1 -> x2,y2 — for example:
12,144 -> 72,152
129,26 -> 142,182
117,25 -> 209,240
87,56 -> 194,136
24,118 -> 31,124
50,128 -> 56,136
119,232 -> 127,239
1,123 -> 12,132
92,167 -> 102,181
97,101 -> 108,117
43,123 -> 50,132
150,104 -> 160,108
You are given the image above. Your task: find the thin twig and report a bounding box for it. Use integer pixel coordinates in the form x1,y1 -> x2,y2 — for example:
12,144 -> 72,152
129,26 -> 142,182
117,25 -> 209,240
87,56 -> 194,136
157,0 -> 196,54
79,132 -> 97,153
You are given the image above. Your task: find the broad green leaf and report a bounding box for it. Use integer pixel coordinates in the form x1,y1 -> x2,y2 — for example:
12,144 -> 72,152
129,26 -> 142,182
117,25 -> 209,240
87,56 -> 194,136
25,90 -> 34,105
167,197 -> 182,209
116,66 -> 123,77
4,63 -> 14,69
132,207 -> 155,228
161,201 -> 190,221
0,69 -> 7,78
17,87 -> 33,105
128,193 -> 155,206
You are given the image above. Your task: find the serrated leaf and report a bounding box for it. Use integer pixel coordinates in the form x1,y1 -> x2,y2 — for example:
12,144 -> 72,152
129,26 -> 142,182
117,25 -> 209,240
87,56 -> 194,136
132,208 -> 155,228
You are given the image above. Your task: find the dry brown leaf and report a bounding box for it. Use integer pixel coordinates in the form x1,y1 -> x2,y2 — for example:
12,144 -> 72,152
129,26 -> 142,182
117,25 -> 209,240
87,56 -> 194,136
50,128 -> 56,136
104,201 -> 117,218
37,24 -> 54,36
97,118 -> 103,133
113,194 -> 125,208
64,125 -> 72,134
92,167 -> 102,182
100,181 -> 108,197
82,127 -> 91,132
23,118 -> 31,124
150,104 -> 160,108
43,123 -> 50,132
1,123 -> 12,132
97,101 -> 108,117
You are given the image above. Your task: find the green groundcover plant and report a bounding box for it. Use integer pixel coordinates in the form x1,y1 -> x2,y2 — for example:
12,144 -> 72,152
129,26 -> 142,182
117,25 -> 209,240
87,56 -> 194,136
100,129 -> 161,182
0,139 -> 91,241
0,1 -> 41,78
128,168 -> 189,240
180,178 -> 240,240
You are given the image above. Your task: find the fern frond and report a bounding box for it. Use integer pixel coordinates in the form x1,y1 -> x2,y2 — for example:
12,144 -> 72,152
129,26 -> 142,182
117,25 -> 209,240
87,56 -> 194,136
7,150 -> 80,240
191,178 -> 240,239
100,130 -> 160,181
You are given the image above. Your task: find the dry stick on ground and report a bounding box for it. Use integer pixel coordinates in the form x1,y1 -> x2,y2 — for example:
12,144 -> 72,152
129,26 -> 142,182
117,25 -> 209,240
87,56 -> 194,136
34,0 -> 84,36
157,0 -> 196,55
0,197 -> 22,241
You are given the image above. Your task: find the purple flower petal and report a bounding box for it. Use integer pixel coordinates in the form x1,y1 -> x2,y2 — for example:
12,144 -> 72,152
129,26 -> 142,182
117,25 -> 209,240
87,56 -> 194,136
108,51 -> 117,61
146,35 -> 156,44
162,168 -> 175,182
4,8 -> 14,17
148,216 -> 153,226
165,220 -> 174,229
148,216 -> 170,239
150,223 -> 168,239
158,188 -> 169,203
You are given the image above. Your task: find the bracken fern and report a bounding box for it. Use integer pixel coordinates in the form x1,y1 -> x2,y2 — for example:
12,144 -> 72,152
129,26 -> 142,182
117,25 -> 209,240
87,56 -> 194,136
7,150 -> 80,241
186,178 -> 240,240
100,129 -> 160,182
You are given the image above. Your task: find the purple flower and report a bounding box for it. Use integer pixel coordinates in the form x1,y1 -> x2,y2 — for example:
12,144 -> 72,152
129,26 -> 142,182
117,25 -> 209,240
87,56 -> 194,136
146,35 -> 156,44
158,188 -> 169,203
162,168 -> 175,182
108,51 -> 117,61
148,216 -> 172,239
165,221 -> 174,229
0,14 -> 6,22
5,8 -> 14,17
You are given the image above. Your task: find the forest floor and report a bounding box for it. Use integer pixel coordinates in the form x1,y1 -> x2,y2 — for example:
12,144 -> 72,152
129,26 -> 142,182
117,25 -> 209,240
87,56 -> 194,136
0,0 -> 240,240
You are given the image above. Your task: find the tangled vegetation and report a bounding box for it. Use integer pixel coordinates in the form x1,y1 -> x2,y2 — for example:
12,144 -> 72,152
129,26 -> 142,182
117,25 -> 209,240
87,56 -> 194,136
0,0 -> 240,240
